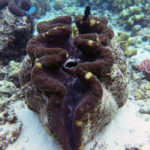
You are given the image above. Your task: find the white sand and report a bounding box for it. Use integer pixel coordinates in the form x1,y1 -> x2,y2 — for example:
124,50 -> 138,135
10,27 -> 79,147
7,101 -> 61,150
6,99 -> 150,150
86,100 -> 150,150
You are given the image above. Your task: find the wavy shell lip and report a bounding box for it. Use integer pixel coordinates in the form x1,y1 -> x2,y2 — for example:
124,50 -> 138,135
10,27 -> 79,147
23,15 -> 113,149
19,15 -> 128,150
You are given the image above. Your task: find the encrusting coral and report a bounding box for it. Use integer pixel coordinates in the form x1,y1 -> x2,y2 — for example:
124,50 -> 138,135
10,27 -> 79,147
19,11 -> 128,150
0,0 -> 35,16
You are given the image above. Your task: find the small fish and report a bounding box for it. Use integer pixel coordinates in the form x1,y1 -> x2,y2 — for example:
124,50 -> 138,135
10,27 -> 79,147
26,6 -> 36,15
82,5 -> 91,22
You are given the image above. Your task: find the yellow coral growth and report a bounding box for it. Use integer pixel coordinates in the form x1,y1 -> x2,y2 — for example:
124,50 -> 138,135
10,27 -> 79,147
79,145 -> 83,149
90,19 -> 96,27
85,72 -> 93,79
35,62 -> 42,68
75,120 -> 83,127
88,40 -> 94,46
72,24 -> 78,38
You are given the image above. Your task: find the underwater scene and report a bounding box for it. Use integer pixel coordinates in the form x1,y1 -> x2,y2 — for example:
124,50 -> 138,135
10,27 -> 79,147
0,0 -> 150,150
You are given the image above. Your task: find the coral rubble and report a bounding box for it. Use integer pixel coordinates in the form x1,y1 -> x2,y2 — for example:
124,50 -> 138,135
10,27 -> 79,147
19,14 -> 128,150
0,78 -> 22,150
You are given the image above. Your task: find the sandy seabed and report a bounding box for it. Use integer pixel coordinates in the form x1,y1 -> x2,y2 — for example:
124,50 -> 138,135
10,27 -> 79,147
6,99 -> 150,150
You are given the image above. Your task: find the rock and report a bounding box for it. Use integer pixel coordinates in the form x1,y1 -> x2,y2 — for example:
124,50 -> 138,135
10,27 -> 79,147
142,35 -> 149,42
8,61 -> 20,77
116,31 -> 135,54
134,13 -> 145,21
139,106 -> 150,114
0,73 -> 23,149
131,25 -> 141,34
134,89 -> 143,100
124,48 -> 137,58
119,5 -> 149,29
54,0 -> 63,10
7,61 -> 20,87
144,45 -> 150,52
0,7 -> 33,64
128,6 -> 141,14
133,81 -> 150,101
63,7 -> 77,16
0,61 -> 21,87
117,31 -> 130,41
0,80 -> 16,94
136,27 -> 150,43
0,108 -> 22,149
120,9 -> 129,19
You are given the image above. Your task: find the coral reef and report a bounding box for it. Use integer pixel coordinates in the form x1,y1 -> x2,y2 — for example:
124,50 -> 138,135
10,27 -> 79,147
77,0 -> 150,12
54,0 -> 63,10
0,0 -> 35,16
109,1 -> 150,30
0,108 -> 22,150
0,78 -> 22,150
31,0 -> 50,18
19,14 -> 128,150
138,59 -> 150,80
108,0 -> 137,11
134,81 -> 150,100
0,6 -> 33,64
0,61 -> 20,87
0,58 -> 24,150
77,0 -> 149,30
132,27 -> 150,43
120,5 -> 149,29
116,31 -> 137,57
107,0 -> 150,12
129,53 -> 150,100
90,141 -> 106,150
